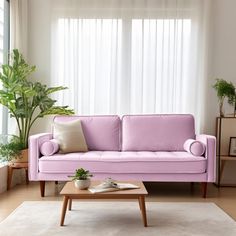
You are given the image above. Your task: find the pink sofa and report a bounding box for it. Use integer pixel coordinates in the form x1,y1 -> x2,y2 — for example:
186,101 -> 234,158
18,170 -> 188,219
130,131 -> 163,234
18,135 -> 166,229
29,114 -> 216,197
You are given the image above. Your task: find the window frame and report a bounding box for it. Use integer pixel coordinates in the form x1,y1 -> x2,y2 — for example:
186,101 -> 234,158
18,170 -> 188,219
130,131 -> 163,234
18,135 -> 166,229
0,0 -> 10,135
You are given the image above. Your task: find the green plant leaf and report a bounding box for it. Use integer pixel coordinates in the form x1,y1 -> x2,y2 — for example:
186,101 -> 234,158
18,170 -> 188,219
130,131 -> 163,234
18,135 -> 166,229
46,86 -> 68,95
41,106 -> 74,116
0,49 -> 74,149
213,78 -> 236,105
0,135 -> 24,162
69,168 -> 93,180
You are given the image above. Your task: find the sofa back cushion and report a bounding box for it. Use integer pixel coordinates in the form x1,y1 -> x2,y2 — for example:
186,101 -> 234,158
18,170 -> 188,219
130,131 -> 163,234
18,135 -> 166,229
53,115 -> 121,151
122,114 -> 195,151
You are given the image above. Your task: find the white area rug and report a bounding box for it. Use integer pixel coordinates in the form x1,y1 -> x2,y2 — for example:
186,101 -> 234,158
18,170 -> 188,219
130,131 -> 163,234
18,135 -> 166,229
0,201 -> 236,236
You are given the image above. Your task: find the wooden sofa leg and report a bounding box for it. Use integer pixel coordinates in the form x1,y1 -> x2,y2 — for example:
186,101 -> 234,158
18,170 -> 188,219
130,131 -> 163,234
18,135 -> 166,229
190,182 -> 194,193
40,181 -> 45,197
201,182 -> 207,198
55,181 -> 58,185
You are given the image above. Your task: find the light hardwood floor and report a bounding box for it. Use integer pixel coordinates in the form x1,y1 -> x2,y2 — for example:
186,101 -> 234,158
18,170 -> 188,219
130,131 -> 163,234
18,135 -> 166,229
0,181 -> 236,222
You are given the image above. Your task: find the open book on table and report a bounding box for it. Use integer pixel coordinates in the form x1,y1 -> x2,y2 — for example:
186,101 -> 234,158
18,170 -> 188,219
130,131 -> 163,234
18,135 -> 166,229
88,180 -> 140,194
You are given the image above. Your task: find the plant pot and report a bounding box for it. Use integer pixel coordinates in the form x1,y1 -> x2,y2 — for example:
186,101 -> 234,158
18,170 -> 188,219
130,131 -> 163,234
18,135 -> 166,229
12,149 -> 28,164
74,179 -> 91,190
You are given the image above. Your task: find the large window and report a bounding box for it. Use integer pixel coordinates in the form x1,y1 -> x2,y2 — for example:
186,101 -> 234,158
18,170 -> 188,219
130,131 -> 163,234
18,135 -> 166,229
0,0 -> 4,134
51,0 -> 209,132
0,0 -> 9,135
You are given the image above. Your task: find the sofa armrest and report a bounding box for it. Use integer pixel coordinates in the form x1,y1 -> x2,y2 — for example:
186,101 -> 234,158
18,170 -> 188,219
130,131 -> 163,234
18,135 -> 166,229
28,133 -> 53,180
196,134 -> 216,182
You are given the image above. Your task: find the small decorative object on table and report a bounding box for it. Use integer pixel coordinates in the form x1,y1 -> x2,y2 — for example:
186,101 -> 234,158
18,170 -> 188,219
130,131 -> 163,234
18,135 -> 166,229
88,177 -> 140,193
229,137 -> 236,157
69,168 -> 93,189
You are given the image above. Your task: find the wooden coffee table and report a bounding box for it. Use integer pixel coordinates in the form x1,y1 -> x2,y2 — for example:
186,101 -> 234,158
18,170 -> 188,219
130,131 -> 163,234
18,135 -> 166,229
60,181 -> 148,227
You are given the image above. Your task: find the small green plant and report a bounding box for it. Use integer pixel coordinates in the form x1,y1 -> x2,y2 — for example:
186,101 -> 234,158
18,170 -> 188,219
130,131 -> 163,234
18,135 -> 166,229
213,78 -> 236,117
69,168 -> 93,180
0,135 -> 24,162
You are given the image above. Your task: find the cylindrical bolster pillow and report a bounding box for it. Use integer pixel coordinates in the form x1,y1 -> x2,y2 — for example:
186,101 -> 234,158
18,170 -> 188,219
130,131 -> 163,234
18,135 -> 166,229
183,139 -> 206,156
40,139 -> 59,156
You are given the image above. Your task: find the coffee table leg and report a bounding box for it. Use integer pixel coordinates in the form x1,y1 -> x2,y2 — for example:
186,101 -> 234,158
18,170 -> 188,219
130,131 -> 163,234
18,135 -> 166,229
139,196 -> 147,227
138,198 -> 142,210
60,196 -> 69,226
68,198 -> 72,211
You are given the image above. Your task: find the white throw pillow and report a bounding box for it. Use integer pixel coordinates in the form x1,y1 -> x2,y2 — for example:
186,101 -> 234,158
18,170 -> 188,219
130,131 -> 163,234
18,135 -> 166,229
53,119 -> 88,153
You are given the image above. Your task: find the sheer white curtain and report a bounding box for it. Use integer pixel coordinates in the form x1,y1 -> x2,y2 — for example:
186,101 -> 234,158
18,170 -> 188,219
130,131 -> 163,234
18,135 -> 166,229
10,0 -> 28,57
51,0 -> 210,132
6,0 -> 28,135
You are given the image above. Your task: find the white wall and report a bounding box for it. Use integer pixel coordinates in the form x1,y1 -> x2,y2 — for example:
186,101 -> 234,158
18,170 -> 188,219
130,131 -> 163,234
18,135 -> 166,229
28,0 -> 54,134
203,0 -> 236,136
212,0 -> 236,83
211,0 -> 236,114
210,0 -> 236,184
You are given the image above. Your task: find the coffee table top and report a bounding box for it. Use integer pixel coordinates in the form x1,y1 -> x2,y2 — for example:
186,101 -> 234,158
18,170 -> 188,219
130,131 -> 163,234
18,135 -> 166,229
60,181 -> 148,197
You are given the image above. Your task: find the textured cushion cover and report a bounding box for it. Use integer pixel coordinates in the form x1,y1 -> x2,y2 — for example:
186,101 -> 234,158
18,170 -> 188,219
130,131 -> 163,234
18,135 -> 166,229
183,139 -> 206,156
122,114 -> 195,151
40,139 -> 59,156
54,115 -> 121,151
53,119 -> 88,153
38,151 -> 206,174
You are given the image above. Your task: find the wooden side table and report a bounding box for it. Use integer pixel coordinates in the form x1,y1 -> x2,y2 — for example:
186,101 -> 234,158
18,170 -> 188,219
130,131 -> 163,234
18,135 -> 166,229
216,117 -> 236,186
7,162 -> 29,190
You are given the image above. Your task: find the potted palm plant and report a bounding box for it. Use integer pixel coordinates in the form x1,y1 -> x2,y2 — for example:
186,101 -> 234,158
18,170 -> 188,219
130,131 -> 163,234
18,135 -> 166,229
213,78 -> 236,117
0,49 -> 74,163
70,168 -> 93,189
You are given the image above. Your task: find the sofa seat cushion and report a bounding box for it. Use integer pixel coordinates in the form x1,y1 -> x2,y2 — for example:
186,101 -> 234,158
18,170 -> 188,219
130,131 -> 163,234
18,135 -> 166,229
38,151 -> 206,174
